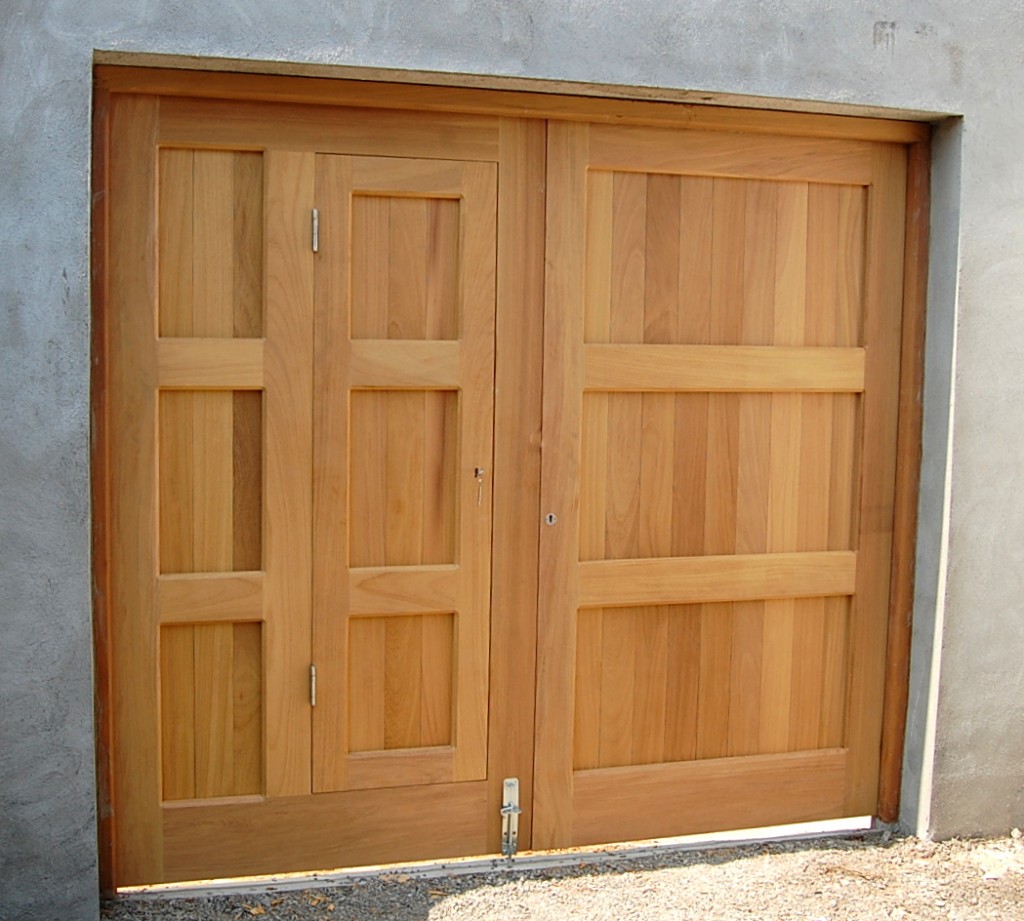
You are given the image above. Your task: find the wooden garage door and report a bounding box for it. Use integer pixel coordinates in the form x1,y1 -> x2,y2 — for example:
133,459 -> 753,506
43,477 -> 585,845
534,121 -> 907,847
97,70 -> 921,888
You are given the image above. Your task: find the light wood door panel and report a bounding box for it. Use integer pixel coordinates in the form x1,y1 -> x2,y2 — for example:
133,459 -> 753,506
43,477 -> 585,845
534,120 -> 907,848
312,154 -> 497,793
100,81 -> 916,887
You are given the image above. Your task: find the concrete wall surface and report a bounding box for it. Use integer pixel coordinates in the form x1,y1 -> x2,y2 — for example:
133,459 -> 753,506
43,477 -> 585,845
2,2 -> 1022,918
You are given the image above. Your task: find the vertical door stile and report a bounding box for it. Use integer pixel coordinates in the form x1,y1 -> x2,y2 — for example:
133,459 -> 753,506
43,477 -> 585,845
312,155 -> 354,793
108,92 -> 162,886
453,160 -> 498,782
485,117 -> 547,850
843,143 -> 908,813
263,150 -> 316,797
534,120 -> 589,849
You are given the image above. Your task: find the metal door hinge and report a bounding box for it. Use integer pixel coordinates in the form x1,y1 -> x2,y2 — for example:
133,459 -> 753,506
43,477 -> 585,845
500,777 -> 521,857
312,208 -> 319,253
310,664 -> 317,707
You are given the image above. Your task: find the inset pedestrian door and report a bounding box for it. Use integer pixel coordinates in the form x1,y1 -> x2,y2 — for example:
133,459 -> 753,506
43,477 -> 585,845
96,68 -> 924,888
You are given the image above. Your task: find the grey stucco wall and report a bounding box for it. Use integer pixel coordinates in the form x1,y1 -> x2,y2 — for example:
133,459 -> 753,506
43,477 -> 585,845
2,2 -> 1023,919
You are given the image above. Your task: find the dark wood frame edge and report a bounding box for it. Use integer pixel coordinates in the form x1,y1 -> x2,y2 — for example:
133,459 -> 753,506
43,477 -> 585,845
877,135 -> 931,822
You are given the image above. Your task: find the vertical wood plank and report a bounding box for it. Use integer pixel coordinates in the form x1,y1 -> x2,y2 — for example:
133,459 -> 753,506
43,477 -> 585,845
819,597 -> 850,748
425,199 -> 460,339
108,93 -> 163,884
728,601 -> 764,756
573,609 -> 603,770
384,616 -> 423,748
193,623 -> 234,797
677,177 -> 714,345
710,178 -> 745,345
192,391 -> 234,572
264,150 -> 314,797
741,181 -> 778,346
349,392 -> 388,567
643,174 -> 680,344
312,154 -> 353,789
232,152 -> 264,338
348,617 -> 386,752
451,160 -> 496,782
386,391 -> 426,565
159,392 -> 195,574
598,608 -> 636,767
836,186 -> 867,347
487,117 -> 546,849
632,607 -> 668,765
231,622 -> 263,794
672,393 -> 708,557
350,194 -> 390,338
695,603 -> 733,759
878,138 -> 930,821
534,120 -> 588,847
232,391 -> 262,571
193,151 -> 235,337
773,183 -> 809,346
388,197 -> 429,338
663,605 -> 700,762
159,626 -> 196,801
579,394 -> 609,562
844,144 -> 907,812
419,613 -> 453,747
158,148 -> 195,338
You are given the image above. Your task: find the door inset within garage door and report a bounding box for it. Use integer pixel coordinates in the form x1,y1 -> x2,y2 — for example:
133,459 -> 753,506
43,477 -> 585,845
96,69 -> 923,887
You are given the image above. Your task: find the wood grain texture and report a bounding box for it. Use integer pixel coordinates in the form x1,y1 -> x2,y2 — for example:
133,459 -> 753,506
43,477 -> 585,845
313,154 -> 496,793
533,120 -> 589,848
263,150 -> 315,798
107,93 -> 163,885
579,552 -> 856,606
158,149 -> 263,339
98,75 -> 920,884
571,750 -> 848,846
584,344 -> 865,392
162,782 -> 488,883
877,138 -> 929,822
101,65 -> 929,143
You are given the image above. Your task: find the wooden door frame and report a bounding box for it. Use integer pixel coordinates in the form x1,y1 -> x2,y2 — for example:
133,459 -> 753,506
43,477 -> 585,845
92,62 -> 928,893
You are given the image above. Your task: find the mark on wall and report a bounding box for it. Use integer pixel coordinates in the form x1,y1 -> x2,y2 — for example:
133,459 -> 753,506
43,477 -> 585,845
874,20 -> 897,55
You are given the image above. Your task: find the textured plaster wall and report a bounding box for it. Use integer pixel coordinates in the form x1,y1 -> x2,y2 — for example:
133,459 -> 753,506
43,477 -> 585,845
2,2 -> 1022,918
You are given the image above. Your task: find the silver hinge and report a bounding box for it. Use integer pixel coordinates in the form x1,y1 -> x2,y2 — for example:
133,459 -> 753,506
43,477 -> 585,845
500,777 -> 521,857
310,664 -> 317,707
312,208 -> 319,253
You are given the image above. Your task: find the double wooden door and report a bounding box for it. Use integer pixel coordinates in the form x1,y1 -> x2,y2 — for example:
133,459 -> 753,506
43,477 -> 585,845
99,73 -> 915,886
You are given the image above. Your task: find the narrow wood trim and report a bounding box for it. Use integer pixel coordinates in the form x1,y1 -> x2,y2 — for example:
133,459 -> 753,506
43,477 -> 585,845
106,93 -> 163,886
877,135 -> 930,822
161,781 -> 488,883
157,573 -> 264,624
348,340 -> 461,389
343,748 -> 456,790
156,338 -> 264,389
484,117 -> 547,850
584,344 -> 865,393
95,65 -> 931,144
349,566 -> 459,614
90,73 -> 116,898
571,749 -> 848,845
578,552 -> 857,607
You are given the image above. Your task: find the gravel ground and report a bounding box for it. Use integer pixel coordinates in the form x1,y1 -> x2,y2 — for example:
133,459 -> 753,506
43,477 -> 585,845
102,831 -> 1024,921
